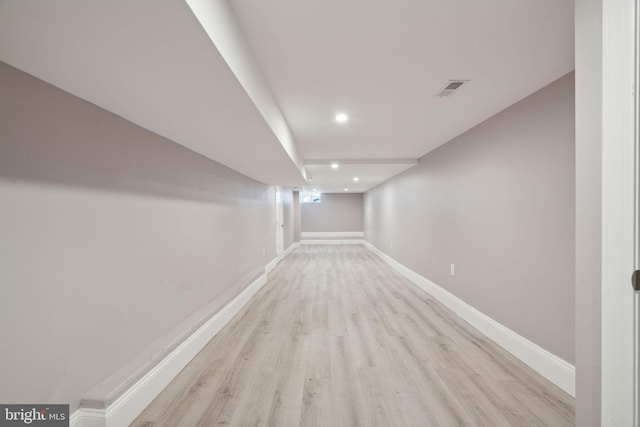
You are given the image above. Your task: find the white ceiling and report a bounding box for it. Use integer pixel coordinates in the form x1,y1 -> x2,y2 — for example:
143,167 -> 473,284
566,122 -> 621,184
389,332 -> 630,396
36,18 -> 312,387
230,0 -> 574,192
0,0 -> 574,194
305,159 -> 418,194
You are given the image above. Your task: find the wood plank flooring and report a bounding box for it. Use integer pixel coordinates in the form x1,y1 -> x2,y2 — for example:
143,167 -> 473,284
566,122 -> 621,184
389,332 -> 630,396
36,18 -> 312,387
132,245 -> 574,426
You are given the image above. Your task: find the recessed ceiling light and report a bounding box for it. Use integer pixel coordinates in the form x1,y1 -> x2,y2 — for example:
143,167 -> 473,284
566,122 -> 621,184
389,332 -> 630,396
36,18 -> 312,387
312,188 -> 317,192
335,113 -> 348,123
344,188 -> 349,191
353,177 -> 359,181
331,162 -> 339,169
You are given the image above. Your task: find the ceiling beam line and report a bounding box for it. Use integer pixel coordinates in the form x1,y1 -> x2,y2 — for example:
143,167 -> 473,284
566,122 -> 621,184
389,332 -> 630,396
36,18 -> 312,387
185,0 -> 307,182
304,159 -> 419,166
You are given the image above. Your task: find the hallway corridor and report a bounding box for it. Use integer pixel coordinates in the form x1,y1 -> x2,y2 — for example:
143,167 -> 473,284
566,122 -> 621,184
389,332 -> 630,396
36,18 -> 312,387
133,245 -> 574,426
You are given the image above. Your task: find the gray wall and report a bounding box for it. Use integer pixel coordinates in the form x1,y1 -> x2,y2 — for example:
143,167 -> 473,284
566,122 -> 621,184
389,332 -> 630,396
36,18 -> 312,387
293,190 -> 301,243
364,73 -> 575,364
0,62 -> 277,411
575,0 -> 602,423
301,193 -> 364,232
282,187 -> 295,250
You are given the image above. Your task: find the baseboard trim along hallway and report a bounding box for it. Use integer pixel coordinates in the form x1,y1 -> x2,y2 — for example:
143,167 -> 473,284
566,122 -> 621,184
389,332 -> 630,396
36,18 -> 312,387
70,243 -> 301,427
132,244 -> 573,425
73,241 -> 573,425
362,241 -> 576,397
300,231 -> 365,245
300,231 -> 364,239
301,239 -> 365,245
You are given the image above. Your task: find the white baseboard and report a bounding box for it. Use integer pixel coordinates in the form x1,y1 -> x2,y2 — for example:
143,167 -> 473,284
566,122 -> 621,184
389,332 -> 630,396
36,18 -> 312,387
301,239 -> 366,245
281,242 -> 300,259
69,410 -> 81,427
267,242 -> 301,273
265,257 -> 279,274
70,408 -> 103,427
363,241 -> 576,397
301,231 -> 364,238
72,250 -> 298,427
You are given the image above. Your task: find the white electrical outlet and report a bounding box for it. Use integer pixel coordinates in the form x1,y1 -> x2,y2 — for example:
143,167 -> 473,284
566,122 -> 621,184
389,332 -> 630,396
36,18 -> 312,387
390,241 -> 393,249
262,247 -> 266,256
450,264 -> 455,276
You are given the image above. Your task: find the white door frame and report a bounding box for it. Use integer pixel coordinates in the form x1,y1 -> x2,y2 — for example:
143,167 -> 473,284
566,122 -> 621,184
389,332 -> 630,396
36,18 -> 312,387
275,186 -> 284,256
601,0 -> 637,424
635,0 -> 640,423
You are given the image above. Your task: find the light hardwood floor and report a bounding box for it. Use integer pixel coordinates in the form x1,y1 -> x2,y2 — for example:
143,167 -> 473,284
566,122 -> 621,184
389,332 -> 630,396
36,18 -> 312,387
132,245 -> 574,426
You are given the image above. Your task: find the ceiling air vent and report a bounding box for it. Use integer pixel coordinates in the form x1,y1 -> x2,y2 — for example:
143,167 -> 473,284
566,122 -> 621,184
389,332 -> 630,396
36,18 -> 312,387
435,80 -> 469,97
